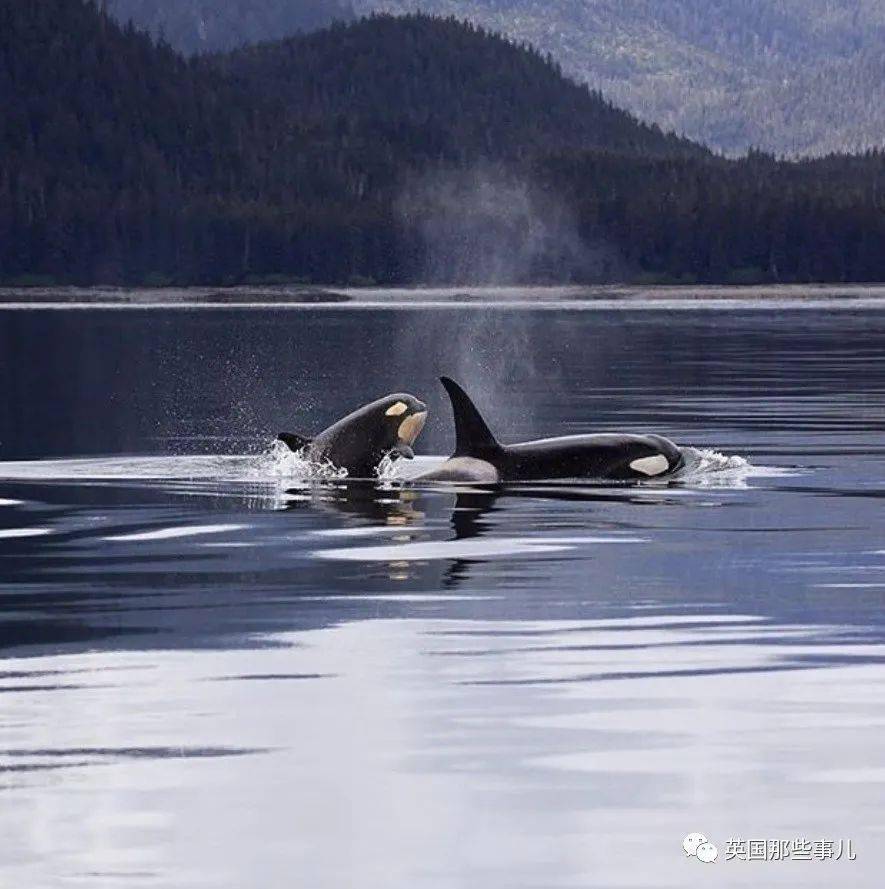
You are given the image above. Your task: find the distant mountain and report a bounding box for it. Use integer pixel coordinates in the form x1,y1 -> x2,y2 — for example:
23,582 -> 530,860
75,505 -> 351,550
1,2 -> 883,286
355,1 -> 885,157
215,14 -> 699,162
107,0 -> 885,155
107,0 -> 355,53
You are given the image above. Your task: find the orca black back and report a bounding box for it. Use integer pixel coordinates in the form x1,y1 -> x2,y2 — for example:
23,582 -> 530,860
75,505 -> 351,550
422,377 -> 684,483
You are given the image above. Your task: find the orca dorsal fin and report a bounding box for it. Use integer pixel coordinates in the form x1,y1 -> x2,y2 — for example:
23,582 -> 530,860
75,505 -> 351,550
277,431 -> 312,453
440,376 -> 500,457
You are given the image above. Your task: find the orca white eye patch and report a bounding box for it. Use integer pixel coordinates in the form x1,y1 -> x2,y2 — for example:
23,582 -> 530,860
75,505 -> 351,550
630,454 -> 669,476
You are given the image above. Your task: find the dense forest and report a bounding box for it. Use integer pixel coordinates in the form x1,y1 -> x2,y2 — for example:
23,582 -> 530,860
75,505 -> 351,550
107,0 -> 354,54
1,0 -> 884,286
362,0 -> 885,157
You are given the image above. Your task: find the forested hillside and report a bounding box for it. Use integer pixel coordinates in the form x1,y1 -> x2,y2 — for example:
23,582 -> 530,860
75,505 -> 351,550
1,1 -> 884,286
358,0 -> 885,157
102,0 -> 885,155
216,14 -> 697,162
107,0 -> 354,53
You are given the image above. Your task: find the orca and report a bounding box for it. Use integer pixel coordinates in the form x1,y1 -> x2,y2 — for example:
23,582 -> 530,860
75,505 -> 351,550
417,377 -> 684,483
278,393 -> 427,478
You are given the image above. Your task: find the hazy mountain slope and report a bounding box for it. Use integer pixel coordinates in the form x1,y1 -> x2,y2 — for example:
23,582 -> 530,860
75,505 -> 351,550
107,0 -> 355,53
215,14 -> 701,162
355,0 -> 885,156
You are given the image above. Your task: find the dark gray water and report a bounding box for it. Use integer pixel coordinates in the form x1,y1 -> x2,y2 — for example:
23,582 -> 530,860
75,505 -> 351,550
0,290 -> 883,887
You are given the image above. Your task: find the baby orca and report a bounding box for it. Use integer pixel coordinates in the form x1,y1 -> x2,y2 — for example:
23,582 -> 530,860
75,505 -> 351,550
417,377 -> 683,483
278,393 -> 427,478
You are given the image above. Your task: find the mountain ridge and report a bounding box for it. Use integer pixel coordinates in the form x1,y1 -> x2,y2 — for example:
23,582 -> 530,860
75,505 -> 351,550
213,13 -> 702,162
105,0 -> 885,156
356,0 -> 885,156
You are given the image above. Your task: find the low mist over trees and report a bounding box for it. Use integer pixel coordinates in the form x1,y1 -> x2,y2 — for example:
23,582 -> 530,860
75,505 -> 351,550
1,1 -> 884,286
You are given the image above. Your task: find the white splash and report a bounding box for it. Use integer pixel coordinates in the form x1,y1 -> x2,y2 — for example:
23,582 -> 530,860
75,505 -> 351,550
673,447 -> 774,488
257,440 -> 349,482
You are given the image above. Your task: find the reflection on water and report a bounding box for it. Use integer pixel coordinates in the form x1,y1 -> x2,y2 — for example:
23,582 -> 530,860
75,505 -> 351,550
1,297 -> 884,887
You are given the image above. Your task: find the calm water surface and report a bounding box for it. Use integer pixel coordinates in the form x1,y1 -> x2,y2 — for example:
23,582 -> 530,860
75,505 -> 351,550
0,289 -> 883,888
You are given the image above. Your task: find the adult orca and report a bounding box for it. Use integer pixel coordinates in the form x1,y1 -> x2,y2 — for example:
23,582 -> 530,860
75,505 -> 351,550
417,377 -> 684,483
278,393 -> 427,478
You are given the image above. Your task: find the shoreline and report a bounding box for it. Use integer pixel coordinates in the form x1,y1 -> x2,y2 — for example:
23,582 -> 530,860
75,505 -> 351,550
1,283 -> 885,310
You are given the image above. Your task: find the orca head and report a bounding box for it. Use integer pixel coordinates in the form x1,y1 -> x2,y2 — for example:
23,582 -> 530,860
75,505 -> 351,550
380,393 -> 428,459
279,392 -> 427,473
